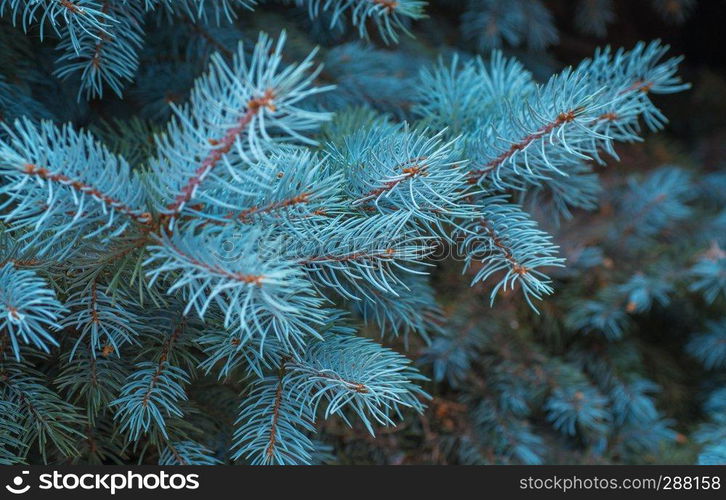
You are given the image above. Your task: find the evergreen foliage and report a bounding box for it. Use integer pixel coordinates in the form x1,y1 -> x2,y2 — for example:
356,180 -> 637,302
0,0 -> 721,466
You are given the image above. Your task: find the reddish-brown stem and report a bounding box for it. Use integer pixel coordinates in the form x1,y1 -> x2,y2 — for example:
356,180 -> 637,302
22,163 -> 151,223
60,0 -> 83,15
478,219 -> 528,275
184,15 -> 233,58
234,192 -> 311,224
165,90 -> 276,216
357,156 -> 429,202
299,248 -> 396,265
617,193 -> 668,245
166,442 -> 189,465
265,362 -> 287,460
141,317 -> 185,408
90,280 -> 100,325
619,79 -> 654,95
467,110 -> 580,184
167,239 -> 264,285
